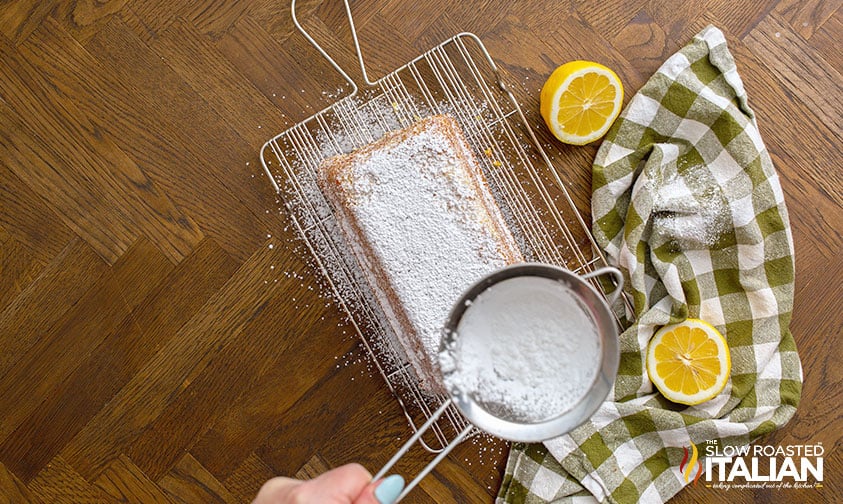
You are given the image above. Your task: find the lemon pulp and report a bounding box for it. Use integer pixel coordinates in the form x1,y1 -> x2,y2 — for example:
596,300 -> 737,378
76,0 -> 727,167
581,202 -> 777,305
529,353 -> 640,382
646,319 -> 731,405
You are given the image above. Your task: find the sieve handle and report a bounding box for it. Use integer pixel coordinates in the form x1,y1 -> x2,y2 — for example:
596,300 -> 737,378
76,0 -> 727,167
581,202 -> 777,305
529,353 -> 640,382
582,266 -> 625,305
372,399 -> 473,502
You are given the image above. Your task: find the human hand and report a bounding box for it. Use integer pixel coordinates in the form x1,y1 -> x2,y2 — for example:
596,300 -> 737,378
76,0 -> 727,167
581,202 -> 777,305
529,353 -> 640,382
252,463 -> 405,504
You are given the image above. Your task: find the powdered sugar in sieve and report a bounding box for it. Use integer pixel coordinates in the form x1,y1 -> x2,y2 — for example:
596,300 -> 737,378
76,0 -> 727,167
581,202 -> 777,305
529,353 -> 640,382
438,276 -> 601,423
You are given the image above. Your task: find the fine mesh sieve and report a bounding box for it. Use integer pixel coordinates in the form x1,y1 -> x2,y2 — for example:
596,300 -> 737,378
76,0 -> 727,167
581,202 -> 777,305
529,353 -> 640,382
373,264 -> 623,501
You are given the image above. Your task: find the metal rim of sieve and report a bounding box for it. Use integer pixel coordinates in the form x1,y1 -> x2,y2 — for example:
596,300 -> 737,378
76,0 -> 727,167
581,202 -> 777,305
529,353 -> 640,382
438,262 -> 623,443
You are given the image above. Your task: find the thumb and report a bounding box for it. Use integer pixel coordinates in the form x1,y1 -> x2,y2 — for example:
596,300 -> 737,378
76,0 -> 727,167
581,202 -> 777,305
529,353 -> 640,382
354,474 -> 405,504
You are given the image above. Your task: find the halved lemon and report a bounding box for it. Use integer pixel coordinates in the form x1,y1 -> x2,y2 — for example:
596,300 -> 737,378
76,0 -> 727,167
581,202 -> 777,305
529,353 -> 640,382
646,319 -> 731,405
540,61 -> 623,145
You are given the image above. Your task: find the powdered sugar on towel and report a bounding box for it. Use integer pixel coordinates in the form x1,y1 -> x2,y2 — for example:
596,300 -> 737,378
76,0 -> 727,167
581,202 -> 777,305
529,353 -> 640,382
651,162 -> 729,248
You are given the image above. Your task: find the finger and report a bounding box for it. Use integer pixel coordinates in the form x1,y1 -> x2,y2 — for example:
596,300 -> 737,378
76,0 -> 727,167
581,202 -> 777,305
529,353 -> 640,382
307,464 -> 372,502
252,476 -> 302,504
354,474 -> 405,504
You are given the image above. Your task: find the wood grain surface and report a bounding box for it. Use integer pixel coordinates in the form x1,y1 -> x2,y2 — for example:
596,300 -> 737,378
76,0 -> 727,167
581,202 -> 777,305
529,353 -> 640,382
1,0 -> 840,502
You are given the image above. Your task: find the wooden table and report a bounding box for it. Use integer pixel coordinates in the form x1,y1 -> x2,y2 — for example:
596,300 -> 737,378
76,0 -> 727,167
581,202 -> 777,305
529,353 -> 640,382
0,0 -> 839,502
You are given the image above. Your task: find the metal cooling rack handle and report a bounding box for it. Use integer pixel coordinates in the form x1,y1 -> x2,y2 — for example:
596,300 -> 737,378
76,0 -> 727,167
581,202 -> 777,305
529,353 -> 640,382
372,399 -> 473,502
291,0 -> 378,91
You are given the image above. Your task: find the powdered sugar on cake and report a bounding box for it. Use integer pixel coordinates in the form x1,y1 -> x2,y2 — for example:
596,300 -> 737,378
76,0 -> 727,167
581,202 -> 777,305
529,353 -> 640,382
338,121 -> 513,380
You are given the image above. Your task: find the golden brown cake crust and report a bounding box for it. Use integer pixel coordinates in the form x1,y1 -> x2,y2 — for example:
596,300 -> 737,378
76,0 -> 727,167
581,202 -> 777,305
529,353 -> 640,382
317,114 -> 522,393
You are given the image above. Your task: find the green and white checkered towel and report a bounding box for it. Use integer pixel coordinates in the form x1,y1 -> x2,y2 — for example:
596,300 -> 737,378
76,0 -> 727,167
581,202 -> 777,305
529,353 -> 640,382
498,25 -> 802,504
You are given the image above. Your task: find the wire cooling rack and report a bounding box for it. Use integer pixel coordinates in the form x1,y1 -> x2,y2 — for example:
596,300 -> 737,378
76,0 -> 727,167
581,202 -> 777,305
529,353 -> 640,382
261,0 -> 617,452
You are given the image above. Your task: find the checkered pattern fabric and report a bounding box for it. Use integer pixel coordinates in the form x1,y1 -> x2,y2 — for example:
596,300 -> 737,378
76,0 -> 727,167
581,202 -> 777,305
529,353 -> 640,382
498,26 -> 802,504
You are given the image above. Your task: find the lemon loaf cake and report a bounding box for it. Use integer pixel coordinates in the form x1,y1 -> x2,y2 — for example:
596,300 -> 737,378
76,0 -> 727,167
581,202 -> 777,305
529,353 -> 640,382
317,114 -> 522,392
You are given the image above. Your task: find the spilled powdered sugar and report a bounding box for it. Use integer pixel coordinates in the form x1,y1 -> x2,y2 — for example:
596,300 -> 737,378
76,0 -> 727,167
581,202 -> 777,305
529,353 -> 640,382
343,124 -> 511,371
650,161 -> 729,248
315,96 -> 407,158
440,276 -> 601,422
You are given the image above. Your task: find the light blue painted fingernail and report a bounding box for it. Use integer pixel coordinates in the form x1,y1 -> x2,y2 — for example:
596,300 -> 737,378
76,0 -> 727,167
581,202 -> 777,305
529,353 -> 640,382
374,474 -> 404,504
